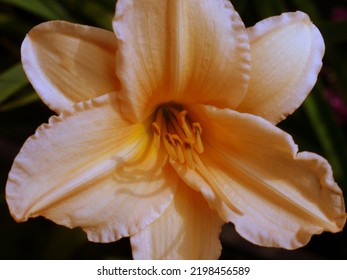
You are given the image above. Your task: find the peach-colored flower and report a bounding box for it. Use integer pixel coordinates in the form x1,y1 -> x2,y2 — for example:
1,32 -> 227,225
6,0 -> 346,259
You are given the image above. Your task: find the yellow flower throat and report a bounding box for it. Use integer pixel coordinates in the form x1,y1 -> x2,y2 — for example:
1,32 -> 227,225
151,106 -> 204,169
151,105 -> 241,214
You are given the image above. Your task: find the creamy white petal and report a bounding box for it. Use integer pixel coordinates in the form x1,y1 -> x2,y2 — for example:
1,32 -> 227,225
6,94 -> 178,242
130,182 -> 224,259
237,12 -> 324,124
113,0 -> 250,121
172,105 -> 345,249
21,21 -> 120,113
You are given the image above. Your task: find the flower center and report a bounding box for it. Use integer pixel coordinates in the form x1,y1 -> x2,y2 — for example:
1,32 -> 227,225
151,106 -> 204,169
152,106 -> 242,214
151,106 -> 242,214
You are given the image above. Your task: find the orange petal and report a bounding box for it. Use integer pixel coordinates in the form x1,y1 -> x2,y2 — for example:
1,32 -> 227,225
21,21 -> 120,114
130,181 -> 224,259
237,12 -> 324,124
113,0 -> 250,121
172,105 -> 345,249
6,94 -> 178,242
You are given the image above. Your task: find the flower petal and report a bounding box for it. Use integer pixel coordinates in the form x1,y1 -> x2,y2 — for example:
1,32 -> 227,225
237,12 -> 324,124
172,105 -> 345,249
130,181 -> 224,259
113,0 -> 250,121
21,21 -> 120,114
6,94 -> 178,242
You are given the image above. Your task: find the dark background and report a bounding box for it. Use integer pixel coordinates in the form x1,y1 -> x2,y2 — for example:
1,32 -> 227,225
1,0 -> 347,259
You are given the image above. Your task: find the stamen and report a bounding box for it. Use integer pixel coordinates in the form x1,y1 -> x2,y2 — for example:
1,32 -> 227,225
151,108 -> 163,149
192,152 -> 242,215
184,139 -> 195,169
152,122 -> 161,135
167,112 -> 186,140
151,122 -> 161,149
168,108 -> 194,140
155,107 -> 164,127
152,105 -> 205,169
170,134 -> 185,164
192,122 -> 204,153
164,134 -> 177,160
178,110 -> 194,140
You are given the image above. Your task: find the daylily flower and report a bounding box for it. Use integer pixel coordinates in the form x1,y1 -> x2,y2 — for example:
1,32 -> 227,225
6,0 -> 346,259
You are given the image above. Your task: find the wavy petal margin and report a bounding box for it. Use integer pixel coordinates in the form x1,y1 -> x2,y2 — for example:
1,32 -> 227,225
6,94 -> 178,242
237,12 -> 324,124
113,0 -> 250,121
130,182 -> 224,259
172,105 -> 345,249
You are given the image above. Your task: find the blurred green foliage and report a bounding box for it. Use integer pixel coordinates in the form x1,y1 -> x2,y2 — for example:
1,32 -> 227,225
1,0 -> 347,259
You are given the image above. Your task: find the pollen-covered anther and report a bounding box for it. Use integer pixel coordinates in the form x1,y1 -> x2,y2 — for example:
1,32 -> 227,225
192,122 -> 204,153
170,134 -> 185,164
152,122 -> 161,135
153,106 -> 205,168
178,110 -> 194,140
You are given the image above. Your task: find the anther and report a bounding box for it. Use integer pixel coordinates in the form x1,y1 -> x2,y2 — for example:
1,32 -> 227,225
152,105 -> 205,169
170,134 -> 185,164
192,122 -> 204,153
168,108 -> 194,140
152,122 -> 161,135
178,110 -> 194,140
164,134 -> 177,160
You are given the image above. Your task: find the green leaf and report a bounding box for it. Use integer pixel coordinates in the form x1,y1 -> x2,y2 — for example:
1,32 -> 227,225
0,63 -> 28,104
0,0 -> 73,20
80,0 -> 114,30
0,90 -> 38,111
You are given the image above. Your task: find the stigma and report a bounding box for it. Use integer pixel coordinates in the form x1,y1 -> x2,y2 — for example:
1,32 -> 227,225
151,106 -> 204,169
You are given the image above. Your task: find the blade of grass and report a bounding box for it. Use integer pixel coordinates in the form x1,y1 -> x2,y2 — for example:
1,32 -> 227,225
80,1 -> 114,30
0,63 -> 28,104
0,91 -> 38,111
0,0 -> 73,20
